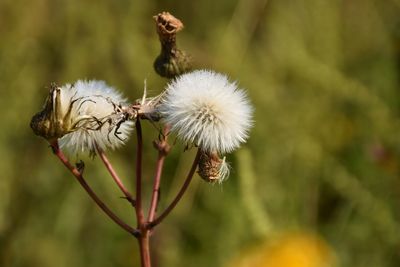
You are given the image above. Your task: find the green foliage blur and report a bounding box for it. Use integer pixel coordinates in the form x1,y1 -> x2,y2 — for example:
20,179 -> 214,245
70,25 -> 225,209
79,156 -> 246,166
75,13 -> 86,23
1,0 -> 400,266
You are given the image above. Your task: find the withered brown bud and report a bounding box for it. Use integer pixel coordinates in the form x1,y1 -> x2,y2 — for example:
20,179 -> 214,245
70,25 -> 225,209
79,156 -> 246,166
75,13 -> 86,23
198,151 -> 230,183
30,83 -> 64,141
153,12 -> 192,78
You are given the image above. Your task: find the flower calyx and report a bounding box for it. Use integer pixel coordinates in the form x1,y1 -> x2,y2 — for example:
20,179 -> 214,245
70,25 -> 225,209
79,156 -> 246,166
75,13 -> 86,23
198,151 -> 230,183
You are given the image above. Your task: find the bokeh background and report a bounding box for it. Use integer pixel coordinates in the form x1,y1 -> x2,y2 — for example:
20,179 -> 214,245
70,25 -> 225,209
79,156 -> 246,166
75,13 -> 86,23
1,0 -> 400,266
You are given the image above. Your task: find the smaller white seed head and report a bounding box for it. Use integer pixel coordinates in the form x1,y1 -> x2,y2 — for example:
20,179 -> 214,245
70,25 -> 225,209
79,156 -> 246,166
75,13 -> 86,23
159,70 -> 253,154
58,80 -> 134,155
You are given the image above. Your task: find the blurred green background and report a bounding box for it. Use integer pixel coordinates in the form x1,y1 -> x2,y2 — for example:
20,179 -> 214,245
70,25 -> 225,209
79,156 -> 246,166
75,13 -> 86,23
1,0 -> 400,266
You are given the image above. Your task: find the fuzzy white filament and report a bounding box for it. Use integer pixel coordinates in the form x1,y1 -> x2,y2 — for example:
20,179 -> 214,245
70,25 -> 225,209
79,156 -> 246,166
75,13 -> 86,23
58,80 -> 134,154
218,157 -> 231,183
160,70 -> 253,154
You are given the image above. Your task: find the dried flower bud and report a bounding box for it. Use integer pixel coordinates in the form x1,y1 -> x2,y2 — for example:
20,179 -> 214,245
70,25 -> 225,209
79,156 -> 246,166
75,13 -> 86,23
198,151 -> 230,183
154,12 -> 184,41
30,83 -> 73,141
153,12 -> 192,78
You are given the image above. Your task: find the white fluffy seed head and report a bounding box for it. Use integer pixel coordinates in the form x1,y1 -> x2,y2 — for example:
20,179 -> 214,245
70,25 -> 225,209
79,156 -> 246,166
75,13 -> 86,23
58,80 -> 134,155
159,70 -> 253,154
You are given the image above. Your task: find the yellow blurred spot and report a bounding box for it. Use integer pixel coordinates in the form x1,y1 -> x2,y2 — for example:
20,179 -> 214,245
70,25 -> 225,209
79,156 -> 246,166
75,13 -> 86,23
225,232 -> 336,267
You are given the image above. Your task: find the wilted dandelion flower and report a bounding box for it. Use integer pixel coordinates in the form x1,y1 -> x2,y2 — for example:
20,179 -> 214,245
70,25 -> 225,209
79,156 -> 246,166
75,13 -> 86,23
31,80 -> 134,154
159,70 -> 253,154
58,80 -> 134,154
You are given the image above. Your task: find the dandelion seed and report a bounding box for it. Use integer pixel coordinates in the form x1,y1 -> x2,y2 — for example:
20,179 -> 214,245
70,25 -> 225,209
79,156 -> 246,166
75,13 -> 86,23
159,70 -> 253,154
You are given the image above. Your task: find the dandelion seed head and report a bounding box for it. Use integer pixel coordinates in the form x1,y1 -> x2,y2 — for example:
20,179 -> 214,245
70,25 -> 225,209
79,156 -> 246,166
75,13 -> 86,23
160,70 -> 253,153
58,80 -> 134,155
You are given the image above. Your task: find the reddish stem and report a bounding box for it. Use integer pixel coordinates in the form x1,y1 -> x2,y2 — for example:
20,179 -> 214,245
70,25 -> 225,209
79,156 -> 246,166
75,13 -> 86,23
149,149 -> 201,228
135,119 -> 145,225
147,126 -> 170,223
97,147 -> 136,206
134,120 -> 152,267
50,141 -> 139,237
147,152 -> 166,223
139,231 -> 151,267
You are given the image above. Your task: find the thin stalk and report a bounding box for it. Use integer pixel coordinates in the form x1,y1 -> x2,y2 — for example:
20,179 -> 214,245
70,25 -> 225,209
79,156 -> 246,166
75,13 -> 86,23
97,147 -> 136,206
50,141 -> 139,237
139,231 -> 151,267
149,149 -> 201,228
147,152 -> 165,223
135,119 -> 145,225
147,126 -> 170,223
134,119 -> 151,267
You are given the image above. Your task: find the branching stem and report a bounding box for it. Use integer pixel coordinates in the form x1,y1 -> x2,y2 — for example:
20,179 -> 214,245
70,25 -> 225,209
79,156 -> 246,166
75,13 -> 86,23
50,141 -> 139,237
97,147 -> 136,206
149,149 -> 201,228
